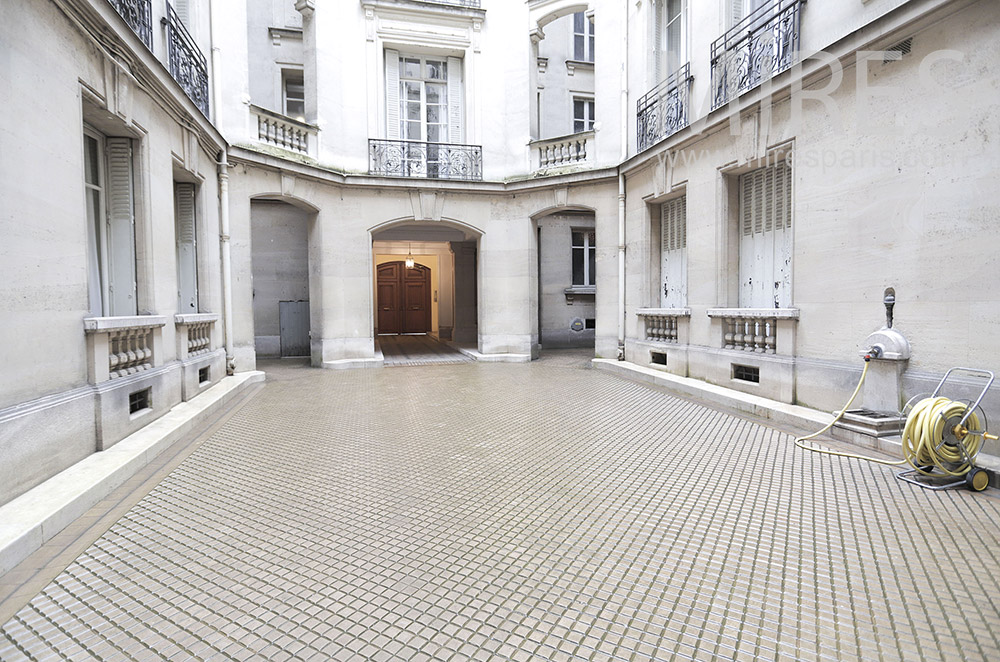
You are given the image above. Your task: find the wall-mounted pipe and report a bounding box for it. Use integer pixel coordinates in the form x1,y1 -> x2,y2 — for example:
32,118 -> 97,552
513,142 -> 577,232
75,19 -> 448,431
218,149 -> 235,374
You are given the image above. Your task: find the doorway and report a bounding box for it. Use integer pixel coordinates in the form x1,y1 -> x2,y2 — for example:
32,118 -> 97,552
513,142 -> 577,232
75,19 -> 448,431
377,261 -> 431,335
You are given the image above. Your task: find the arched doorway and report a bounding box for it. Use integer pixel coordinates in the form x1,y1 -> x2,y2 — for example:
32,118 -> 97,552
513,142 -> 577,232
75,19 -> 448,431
376,261 -> 432,335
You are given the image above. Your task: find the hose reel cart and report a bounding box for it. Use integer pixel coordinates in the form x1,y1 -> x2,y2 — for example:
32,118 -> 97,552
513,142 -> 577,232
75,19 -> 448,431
898,367 -> 998,492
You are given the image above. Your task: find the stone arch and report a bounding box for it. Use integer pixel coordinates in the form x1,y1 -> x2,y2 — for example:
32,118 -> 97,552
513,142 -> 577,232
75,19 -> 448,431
249,192 -> 320,214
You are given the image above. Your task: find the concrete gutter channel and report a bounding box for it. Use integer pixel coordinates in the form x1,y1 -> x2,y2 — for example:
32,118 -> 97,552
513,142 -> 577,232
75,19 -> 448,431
0,372 -> 265,577
4,359 -> 998,579
593,359 -> 1000,486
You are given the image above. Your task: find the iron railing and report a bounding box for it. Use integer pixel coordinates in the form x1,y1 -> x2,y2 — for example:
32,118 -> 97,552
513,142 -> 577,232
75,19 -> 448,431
369,139 -> 483,181
163,2 -> 209,116
637,63 -> 692,152
107,0 -> 153,49
710,0 -> 805,110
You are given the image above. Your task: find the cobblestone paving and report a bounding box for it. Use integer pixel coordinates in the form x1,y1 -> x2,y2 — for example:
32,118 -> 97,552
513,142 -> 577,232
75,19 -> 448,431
2,351 -> 1000,661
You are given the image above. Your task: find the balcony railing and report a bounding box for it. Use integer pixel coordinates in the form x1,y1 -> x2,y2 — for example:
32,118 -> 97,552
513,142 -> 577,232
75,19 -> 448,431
108,0 -> 153,49
637,63 -> 692,152
710,0 -> 805,110
84,316 -> 166,383
250,105 -> 318,157
530,130 -> 594,170
175,313 -> 217,360
163,2 -> 209,116
637,308 -> 691,344
369,139 -> 483,181
708,308 -> 799,355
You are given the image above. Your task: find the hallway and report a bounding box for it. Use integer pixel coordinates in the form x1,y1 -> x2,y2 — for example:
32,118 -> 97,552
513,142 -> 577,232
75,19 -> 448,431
1,355 -> 999,661
378,335 -> 473,367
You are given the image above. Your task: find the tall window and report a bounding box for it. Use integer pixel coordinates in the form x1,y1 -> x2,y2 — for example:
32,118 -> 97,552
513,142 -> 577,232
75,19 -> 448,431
399,56 -> 449,144
572,230 -> 596,287
660,195 -> 687,307
730,0 -> 772,28
738,160 -> 792,308
84,129 -> 137,317
174,183 -> 198,312
283,70 -> 305,121
573,12 -> 595,62
385,50 -> 464,145
654,0 -> 685,81
573,97 -> 595,133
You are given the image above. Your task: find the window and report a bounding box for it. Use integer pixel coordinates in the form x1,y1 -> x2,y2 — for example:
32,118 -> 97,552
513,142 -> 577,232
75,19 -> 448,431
572,230 -> 596,286
573,12 -> 595,62
730,0 -> 772,28
175,182 -> 198,312
84,129 -> 137,317
660,195 -> 686,307
573,97 -> 595,133
738,160 -> 792,308
399,56 -> 449,144
653,0 -> 686,81
283,70 -> 305,121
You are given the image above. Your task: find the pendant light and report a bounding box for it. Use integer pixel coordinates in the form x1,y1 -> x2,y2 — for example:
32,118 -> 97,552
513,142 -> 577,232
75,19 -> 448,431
405,243 -> 415,269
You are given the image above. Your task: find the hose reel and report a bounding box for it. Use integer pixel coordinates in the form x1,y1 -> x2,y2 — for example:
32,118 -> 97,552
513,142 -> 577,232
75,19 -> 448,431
897,368 -> 997,491
796,365 -> 997,492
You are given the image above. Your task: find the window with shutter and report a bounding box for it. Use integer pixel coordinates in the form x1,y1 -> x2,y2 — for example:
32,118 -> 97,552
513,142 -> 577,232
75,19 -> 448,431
84,129 -> 138,317
738,161 -> 792,308
175,182 -> 198,312
653,0 -> 685,83
660,195 -> 687,307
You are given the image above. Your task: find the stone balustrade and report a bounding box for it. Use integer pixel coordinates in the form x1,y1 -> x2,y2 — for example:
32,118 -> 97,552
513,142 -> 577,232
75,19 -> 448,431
636,308 -> 691,344
251,105 -> 318,157
84,316 -> 167,383
175,313 -> 218,360
531,130 -> 594,170
707,308 -> 799,355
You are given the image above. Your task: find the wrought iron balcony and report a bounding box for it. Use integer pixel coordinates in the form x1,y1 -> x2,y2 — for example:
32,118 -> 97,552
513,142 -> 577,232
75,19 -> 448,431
637,63 -> 692,152
710,0 -> 805,110
369,139 -> 483,181
107,0 -> 153,49
163,2 -> 209,116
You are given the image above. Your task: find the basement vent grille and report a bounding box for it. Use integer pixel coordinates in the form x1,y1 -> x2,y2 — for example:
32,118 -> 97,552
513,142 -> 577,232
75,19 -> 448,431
650,351 -> 667,366
884,37 -> 913,63
732,364 -> 760,384
129,387 -> 151,414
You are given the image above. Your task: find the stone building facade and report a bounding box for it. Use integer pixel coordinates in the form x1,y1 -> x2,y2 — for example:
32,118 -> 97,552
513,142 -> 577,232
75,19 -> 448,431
1,0 -> 998,505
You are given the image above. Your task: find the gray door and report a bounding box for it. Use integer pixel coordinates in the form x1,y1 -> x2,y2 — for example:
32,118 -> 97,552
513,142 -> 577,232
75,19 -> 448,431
279,300 -> 310,357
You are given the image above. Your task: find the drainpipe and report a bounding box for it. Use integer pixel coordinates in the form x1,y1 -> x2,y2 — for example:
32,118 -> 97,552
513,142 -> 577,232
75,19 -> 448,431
617,0 -> 628,361
218,149 -> 235,375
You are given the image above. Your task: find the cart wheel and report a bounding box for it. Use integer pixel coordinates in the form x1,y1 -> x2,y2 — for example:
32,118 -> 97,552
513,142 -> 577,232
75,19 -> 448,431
966,468 -> 990,492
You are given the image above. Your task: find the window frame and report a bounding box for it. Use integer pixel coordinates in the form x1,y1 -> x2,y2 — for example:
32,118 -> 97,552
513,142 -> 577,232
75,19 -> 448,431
571,229 -> 597,287
282,69 -> 305,121
572,96 -> 595,133
572,12 -> 595,63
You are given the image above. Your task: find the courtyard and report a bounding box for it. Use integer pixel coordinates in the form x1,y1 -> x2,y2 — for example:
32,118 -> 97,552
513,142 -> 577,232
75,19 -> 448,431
1,352 -> 999,661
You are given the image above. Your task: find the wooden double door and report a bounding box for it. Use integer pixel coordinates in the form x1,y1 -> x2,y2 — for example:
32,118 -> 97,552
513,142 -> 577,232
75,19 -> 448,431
377,261 -> 431,334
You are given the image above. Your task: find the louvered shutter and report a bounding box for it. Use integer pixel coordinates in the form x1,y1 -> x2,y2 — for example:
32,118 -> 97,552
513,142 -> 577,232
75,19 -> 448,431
730,0 -> 744,28
660,195 -> 687,307
105,137 -> 137,316
175,0 -> 190,26
447,56 -> 463,144
175,183 -> 198,312
739,161 -> 792,308
385,49 -> 400,140
652,0 -> 663,84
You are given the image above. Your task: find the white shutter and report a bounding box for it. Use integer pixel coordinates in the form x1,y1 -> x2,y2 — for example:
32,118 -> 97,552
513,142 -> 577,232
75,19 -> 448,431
174,0 -> 189,26
652,0 -> 663,83
660,195 -> 687,307
739,161 -> 792,308
105,137 -> 137,316
730,0 -> 744,28
447,56 -> 463,143
175,183 -> 198,312
385,49 -> 400,140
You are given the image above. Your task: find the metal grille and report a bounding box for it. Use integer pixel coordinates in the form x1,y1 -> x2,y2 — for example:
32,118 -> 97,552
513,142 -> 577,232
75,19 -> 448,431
107,0 -> 153,49
164,1 -> 209,116
368,139 -> 483,181
637,63 -> 692,152
710,0 -> 805,110
732,363 -> 761,382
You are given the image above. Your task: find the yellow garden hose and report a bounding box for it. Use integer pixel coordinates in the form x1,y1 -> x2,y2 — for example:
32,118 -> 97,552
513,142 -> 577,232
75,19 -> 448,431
796,361 -> 994,479
901,397 -> 983,476
794,361 -> 908,466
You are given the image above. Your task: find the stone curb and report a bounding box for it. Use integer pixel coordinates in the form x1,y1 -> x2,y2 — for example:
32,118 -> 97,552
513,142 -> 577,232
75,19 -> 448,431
0,371 -> 265,577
